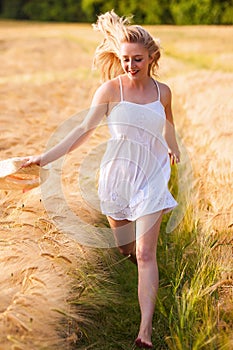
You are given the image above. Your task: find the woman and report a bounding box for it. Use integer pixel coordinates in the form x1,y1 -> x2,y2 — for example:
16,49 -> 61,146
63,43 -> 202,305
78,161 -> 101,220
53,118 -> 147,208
22,10 -> 180,349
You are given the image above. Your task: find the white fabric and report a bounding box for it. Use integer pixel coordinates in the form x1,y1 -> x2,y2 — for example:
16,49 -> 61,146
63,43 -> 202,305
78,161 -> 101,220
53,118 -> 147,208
0,157 -> 46,191
98,77 -> 177,220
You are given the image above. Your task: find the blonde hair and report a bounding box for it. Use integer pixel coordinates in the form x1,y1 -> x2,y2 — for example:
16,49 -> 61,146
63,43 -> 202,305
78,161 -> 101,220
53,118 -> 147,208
93,10 -> 161,81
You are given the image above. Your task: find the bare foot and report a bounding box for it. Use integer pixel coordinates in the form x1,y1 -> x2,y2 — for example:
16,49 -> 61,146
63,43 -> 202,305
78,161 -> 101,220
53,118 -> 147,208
135,337 -> 153,348
136,325 -> 153,349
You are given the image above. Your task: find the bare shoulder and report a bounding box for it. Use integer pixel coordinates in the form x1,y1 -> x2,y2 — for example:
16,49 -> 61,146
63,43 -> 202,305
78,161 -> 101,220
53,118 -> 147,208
157,81 -> 172,107
91,78 -> 120,106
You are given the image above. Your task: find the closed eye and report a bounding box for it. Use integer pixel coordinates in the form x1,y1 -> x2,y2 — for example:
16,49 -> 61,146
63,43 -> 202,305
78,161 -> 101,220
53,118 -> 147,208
122,58 -> 143,62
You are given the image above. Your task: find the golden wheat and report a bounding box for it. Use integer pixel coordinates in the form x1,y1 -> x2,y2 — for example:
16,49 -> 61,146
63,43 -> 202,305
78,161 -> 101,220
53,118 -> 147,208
0,21 -> 232,348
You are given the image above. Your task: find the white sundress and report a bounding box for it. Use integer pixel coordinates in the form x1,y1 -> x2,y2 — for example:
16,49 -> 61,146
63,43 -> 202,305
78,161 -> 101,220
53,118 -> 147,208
98,76 -> 177,221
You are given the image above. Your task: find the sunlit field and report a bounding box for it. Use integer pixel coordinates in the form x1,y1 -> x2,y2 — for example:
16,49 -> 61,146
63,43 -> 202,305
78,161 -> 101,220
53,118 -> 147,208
0,21 -> 232,349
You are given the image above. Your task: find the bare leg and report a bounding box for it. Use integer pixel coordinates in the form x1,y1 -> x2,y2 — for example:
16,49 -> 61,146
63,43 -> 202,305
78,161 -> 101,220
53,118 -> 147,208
107,216 -> 137,264
135,211 -> 163,347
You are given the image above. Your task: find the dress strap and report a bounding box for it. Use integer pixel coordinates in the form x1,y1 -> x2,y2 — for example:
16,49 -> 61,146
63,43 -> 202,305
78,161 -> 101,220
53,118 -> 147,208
118,76 -> 124,101
153,79 -> 160,101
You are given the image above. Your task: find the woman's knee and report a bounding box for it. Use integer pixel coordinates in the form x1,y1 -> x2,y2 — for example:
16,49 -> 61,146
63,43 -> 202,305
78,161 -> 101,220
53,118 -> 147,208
136,246 -> 156,263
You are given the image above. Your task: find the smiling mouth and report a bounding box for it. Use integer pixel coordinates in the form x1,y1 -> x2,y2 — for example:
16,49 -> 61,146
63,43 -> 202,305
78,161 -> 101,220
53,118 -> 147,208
129,70 -> 139,75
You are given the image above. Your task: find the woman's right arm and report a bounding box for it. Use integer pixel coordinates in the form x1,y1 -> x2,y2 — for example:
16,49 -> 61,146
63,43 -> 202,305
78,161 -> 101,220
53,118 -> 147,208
22,82 -> 111,167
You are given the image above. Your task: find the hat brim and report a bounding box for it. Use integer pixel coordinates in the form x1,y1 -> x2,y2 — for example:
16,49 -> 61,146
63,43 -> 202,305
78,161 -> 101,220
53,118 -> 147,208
0,157 -> 42,191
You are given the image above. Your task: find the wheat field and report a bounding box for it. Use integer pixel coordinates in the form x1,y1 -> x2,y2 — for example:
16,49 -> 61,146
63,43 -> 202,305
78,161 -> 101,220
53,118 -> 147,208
0,21 -> 232,349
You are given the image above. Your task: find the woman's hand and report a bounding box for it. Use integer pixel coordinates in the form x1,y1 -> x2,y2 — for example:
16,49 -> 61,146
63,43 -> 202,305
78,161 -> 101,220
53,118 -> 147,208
21,155 -> 43,168
168,150 -> 180,165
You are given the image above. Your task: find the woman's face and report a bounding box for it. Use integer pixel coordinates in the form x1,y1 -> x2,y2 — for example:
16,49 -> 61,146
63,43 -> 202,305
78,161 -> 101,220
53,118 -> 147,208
120,42 -> 152,79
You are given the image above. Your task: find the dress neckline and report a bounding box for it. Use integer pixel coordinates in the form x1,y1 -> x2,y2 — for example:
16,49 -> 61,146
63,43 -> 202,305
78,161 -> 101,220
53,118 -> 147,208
118,75 -> 161,105
107,100 -> 165,120
121,99 -> 164,109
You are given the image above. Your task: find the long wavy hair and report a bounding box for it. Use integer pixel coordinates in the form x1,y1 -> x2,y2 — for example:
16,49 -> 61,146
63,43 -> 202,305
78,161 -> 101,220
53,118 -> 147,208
92,10 -> 161,81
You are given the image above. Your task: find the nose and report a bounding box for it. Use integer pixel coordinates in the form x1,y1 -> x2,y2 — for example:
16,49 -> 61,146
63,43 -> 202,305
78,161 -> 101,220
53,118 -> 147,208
129,61 -> 135,70
129,59 -> 136,69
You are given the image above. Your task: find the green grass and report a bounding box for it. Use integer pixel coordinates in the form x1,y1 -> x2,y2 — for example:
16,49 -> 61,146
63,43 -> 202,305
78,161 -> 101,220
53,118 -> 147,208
68,250 -> 140,350
65,166 -> 231,350
67,221 -> 223,350
1,21 -> 232,349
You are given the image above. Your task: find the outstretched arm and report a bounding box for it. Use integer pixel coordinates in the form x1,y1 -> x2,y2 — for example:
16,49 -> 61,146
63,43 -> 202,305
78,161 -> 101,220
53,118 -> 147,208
162,84 -> 180,165
22,83 -> 110,167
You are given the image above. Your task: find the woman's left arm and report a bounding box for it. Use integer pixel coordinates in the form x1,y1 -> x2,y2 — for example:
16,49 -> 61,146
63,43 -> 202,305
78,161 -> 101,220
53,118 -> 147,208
161,84 -> 180,165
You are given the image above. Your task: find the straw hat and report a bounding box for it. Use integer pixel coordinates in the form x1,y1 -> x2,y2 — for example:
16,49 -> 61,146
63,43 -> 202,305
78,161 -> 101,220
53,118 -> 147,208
0,157 -> 45,191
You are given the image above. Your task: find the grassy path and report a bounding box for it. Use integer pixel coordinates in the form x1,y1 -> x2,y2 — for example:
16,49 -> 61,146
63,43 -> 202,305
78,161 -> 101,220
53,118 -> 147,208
77,208 -> 229,350
78,255 -> 140,350
0,22 -> 232,349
